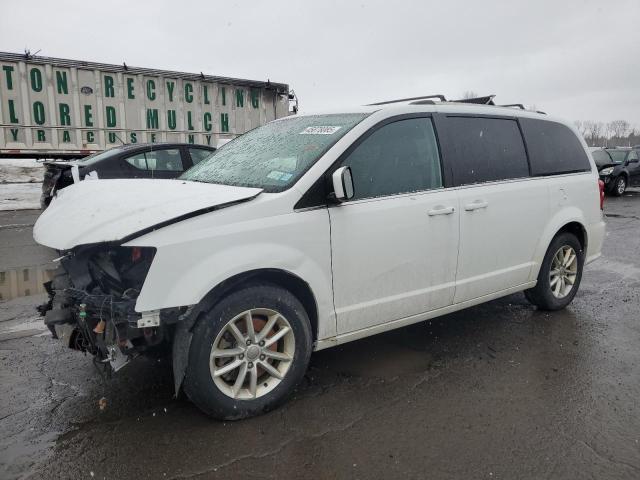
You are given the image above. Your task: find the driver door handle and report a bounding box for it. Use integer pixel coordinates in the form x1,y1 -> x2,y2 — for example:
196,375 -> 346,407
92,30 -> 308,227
428,205 -> 455,216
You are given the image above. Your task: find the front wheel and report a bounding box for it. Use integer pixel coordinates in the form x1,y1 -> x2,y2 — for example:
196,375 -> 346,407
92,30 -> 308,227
524,232 -> 584,311
184,283 -> 312,420
611,176 -> 627,196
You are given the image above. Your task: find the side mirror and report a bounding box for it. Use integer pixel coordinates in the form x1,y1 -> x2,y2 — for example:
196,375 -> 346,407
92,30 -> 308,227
332,166 -> 354,202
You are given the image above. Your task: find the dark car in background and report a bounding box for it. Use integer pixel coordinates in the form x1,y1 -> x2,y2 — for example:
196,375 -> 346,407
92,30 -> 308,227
41,143 -> 215,207
590,146 -> 640,196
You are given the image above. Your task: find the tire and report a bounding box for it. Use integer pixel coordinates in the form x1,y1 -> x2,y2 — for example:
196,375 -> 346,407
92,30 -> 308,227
524,232 -> 584,311
610,176 -> 627,196
184,283 -> 313,420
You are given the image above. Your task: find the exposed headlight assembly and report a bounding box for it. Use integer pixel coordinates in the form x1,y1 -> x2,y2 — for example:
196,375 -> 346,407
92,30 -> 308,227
600,167 -> 614,176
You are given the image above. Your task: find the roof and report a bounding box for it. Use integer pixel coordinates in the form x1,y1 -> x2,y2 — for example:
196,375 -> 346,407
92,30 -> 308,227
0,51 -> 288,91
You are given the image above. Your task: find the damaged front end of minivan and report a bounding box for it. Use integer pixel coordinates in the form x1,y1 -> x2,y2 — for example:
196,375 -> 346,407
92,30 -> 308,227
39,244 -> 181,372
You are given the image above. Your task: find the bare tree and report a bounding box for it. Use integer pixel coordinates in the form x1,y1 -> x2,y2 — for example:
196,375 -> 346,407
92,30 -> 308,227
605,121 -> 613,139
609,120 -> 630,139
462,91 -> 478,99
574,120 -> 587,137
584,121 -> 603,146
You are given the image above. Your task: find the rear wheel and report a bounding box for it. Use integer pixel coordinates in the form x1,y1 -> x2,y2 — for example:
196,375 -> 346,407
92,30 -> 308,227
611,176 -> 627,196
184,283 -> 312,419
524,232 -> 584,311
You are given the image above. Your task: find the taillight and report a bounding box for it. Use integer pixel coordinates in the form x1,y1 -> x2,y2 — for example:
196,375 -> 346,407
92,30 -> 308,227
598,179 -> 605,210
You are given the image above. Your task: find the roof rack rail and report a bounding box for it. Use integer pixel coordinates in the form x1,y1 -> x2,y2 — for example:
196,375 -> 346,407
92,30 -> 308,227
368,94 -> 446,106
366,94 -> 546,113
451,95 -> 496,105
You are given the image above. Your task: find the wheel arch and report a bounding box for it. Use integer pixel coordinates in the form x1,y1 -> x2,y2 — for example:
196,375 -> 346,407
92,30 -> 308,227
190,268 -> 320,345
556,221 -> 587,252
530,210 -> 589,281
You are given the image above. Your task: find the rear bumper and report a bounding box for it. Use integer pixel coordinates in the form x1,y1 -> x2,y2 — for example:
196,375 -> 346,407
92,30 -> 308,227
586,219 -> 606,264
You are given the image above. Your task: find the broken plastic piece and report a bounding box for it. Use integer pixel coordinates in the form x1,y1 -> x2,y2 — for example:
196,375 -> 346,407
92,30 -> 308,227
93,319 -> 106,334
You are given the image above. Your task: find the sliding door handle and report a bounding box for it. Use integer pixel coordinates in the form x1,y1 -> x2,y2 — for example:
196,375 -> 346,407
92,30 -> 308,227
464,200 -> 488,211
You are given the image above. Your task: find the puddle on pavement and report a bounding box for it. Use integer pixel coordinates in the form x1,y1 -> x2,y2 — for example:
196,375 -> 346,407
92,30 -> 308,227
0,265 -> 55,301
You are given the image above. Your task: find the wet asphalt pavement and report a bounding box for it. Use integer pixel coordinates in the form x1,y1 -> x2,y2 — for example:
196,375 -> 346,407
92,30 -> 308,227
1,194 -> 640,480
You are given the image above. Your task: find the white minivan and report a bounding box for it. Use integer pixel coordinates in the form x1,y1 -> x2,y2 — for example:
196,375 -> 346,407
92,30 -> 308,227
34,99 -> 606,419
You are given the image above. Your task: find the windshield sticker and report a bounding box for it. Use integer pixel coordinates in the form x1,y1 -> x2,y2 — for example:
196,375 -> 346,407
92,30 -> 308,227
299,126 -> 342,135
267,170 -> 293,181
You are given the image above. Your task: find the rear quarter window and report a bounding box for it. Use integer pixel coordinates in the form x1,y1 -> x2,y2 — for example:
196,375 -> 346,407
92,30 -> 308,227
520,118 -> 591,176
442,116 -> 529,185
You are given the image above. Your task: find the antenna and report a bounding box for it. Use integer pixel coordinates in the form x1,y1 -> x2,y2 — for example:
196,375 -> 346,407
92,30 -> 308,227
111,132 -> 126,145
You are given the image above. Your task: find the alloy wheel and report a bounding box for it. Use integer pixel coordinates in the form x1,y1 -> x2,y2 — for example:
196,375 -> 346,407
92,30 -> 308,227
549,245 -> 578,299
209,308 -> 295,400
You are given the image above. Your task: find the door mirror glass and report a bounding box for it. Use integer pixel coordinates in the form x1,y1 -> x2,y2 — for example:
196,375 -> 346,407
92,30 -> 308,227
332,166 -> 354,202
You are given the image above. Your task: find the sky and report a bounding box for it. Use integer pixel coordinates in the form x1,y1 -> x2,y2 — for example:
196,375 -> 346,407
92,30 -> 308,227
2,0 -> 639,127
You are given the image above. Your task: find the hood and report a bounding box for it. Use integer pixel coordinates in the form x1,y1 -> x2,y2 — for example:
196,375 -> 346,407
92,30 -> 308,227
34,179 -> 262,250
598,163 -> 619,171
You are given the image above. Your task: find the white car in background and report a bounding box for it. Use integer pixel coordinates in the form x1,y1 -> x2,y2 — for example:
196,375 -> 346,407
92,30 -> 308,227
34,97 -> 605,419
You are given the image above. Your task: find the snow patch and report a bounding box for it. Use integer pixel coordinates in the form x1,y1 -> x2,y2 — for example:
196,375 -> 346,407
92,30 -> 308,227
0,158 -> 45,184
0,159 -> 45,210
0,183 -> 41,211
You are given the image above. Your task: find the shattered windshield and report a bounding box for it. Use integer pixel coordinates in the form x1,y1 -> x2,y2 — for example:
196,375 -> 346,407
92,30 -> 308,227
181,113 -> 370,192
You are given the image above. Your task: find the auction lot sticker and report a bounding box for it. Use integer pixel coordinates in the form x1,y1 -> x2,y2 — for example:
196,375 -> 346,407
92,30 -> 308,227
299,126 -> 342,135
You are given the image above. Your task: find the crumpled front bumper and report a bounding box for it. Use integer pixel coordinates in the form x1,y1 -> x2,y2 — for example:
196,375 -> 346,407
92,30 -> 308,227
38,245 -> 171,372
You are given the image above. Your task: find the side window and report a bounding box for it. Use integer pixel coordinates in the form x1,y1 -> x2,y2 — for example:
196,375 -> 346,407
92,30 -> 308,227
444,116 -> 529,185
340,117 -> 442,200
628,151 -> 638,162
520,118 -> 591,176
189,147 -> 214,165
125,152 -> 148,170
125,148 -> 183,171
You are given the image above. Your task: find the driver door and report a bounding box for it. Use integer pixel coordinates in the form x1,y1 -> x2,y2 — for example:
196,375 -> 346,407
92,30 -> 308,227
328,116 -> 459,335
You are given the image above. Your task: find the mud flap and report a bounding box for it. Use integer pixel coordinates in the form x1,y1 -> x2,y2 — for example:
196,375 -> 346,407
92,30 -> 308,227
172,308 -> 198,397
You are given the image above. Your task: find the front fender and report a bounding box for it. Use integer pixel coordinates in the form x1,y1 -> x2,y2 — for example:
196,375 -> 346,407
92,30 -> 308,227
127,208 -> 335,340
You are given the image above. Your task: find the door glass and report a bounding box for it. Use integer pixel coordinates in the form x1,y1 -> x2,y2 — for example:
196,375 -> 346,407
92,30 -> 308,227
125,152 -> 148,170
628,151 -> 638,161
189,148 -> 214,165
125,149 -> 183,171
445,117 -> 529,185
340,118 -> 442,200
